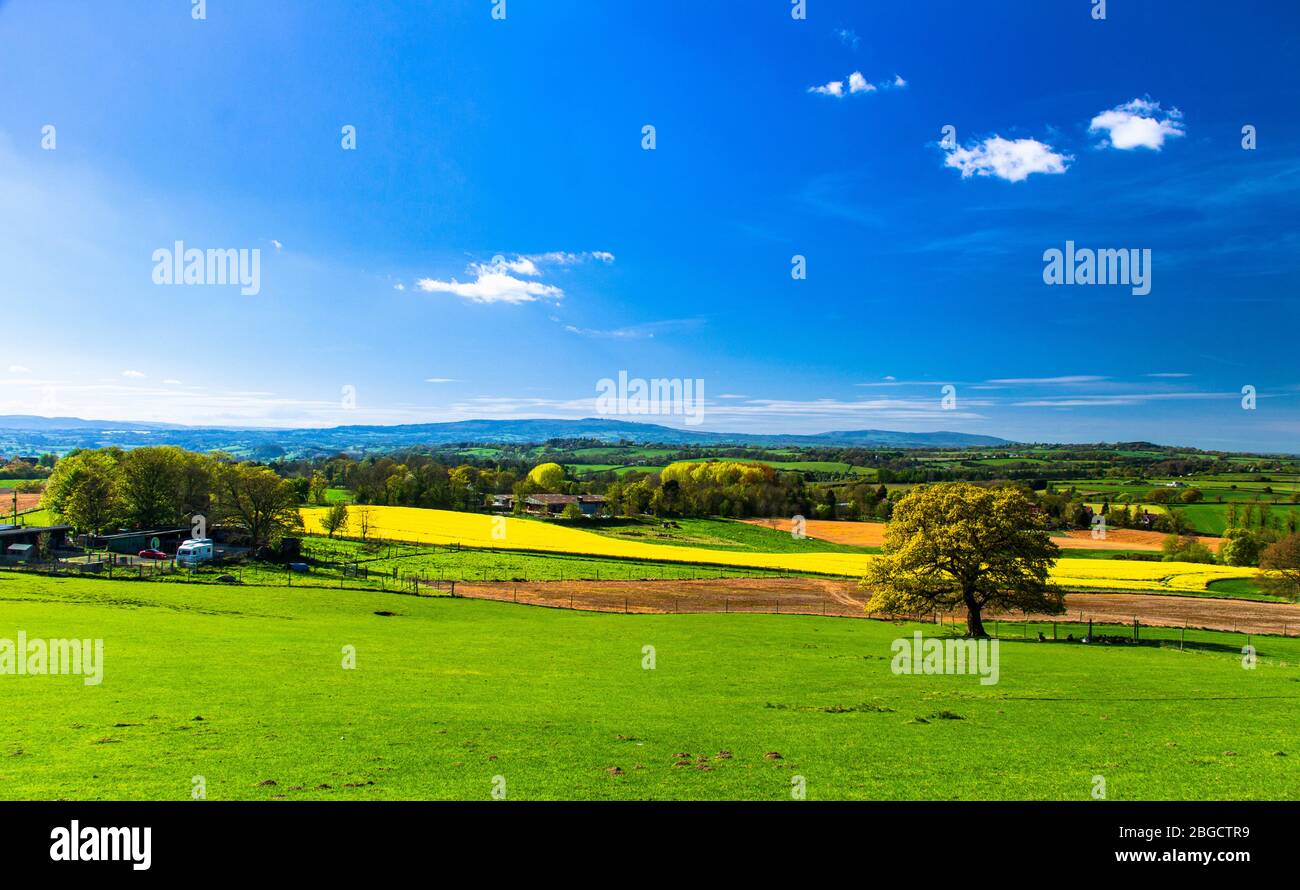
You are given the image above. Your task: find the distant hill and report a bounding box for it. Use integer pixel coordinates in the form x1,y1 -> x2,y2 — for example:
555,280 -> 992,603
0,415 -> 1012,458
0,415 -> 182,432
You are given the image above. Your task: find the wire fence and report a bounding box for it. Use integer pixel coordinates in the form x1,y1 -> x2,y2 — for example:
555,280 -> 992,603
448,579 -> 1300,645
6,548 -> 1298,651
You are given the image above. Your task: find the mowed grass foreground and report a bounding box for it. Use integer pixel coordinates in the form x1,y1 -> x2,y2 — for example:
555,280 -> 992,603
302,506 -> 1259,593
3,575 -> 1299,800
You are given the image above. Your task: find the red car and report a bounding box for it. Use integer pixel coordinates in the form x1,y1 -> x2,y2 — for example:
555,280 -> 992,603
137,549 -> 168,560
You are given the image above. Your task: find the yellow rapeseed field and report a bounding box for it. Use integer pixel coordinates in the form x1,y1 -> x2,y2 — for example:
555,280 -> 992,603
301,506 -> 1258,593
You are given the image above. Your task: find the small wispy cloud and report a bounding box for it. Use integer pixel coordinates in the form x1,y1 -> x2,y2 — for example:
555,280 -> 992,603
417,269 -> 560,305
121,370 -> 145,378
424,377 -> 458,384
836,28 -> 860,50
943,136 -> 1072,183
559,317 -> 704,340
526,250 -> 615,266
1012,392 -> 1235,409
986,375 -> 1107,385
7,365 -> 31,373
809,78 -> 848,97
413,251 -> 613,306
1089,98 -> 1185,151
808,70 -> 902,98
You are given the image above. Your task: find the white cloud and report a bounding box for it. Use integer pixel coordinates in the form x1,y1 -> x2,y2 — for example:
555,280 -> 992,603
809,79 -> 846,97
424,377 -> 457,384
162,379 -> 183,386
836,28 -> 860,49
1012,391 -> 1234,408
524,250 -> 614,267
414,251 -> 613,306
1089,98 -> 1185,150
393,282 -> 406,291
271,239 -> 283,251
121,370 -> 145,378
986,375 -> 1107,385
944,136 -> 1072,183
891,74 -> 907,88
8,365 -> 31,373
495,256 -> 541,276
417,266 -> 561,305
559,316 -> 703,340
809,71 -> 878,97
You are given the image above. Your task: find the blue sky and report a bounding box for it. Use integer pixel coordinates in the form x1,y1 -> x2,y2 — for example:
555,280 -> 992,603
1,0 -> 1298,451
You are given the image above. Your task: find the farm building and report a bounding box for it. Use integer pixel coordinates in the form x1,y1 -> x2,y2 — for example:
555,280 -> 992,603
0,524 -> 72,555
86,527 -> 190,555
499,494 -> 607,517
5,543 -> 33,562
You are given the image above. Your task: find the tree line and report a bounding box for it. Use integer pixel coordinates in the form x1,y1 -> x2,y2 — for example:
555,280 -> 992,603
42,447 -> 301,550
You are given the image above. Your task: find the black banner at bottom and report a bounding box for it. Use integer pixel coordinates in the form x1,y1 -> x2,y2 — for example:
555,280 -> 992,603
0,800 -> 1280,876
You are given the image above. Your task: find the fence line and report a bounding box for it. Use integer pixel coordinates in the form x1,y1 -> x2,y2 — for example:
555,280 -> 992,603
5,555 -> 1296,644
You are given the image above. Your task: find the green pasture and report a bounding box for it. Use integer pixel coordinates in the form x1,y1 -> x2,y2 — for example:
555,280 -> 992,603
2,574 -> 1299,800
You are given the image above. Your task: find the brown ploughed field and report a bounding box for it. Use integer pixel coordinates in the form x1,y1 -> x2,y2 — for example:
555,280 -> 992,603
456,577 -> 1300,636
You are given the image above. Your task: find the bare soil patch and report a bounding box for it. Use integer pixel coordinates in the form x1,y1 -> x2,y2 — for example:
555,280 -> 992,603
1057,528 -> 1223,553
741,518 -> 886,547
456,577 -> 1300,636
742,518 -> 1223,553
0,491 -> 42,513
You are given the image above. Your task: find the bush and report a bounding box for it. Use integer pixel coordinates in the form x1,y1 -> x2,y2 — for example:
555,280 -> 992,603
1161,534 -> 1215,564
1220,528 -> 1274,567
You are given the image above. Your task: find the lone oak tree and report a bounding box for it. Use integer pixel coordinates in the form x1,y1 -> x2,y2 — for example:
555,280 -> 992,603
862,483 -> 1062,637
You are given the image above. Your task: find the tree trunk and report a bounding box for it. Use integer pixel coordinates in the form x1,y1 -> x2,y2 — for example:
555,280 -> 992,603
964,589 -> 987,637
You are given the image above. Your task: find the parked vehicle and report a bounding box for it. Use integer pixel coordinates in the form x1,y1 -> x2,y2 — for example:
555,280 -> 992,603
175,538 -> 214,567
137,549 -> 168,560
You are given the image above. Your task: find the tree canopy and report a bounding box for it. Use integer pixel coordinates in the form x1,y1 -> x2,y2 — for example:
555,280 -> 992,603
862,482 -> 1062,636
41,446 -> 300,548
526,462 -> 566,492
1260,532 -> 1300,601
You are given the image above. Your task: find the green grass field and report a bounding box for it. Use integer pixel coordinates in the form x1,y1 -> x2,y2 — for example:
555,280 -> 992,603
3,574 -> 1299,800
585,517 -> 865,554
9,508 -> 57,527
117,536 -> 785,590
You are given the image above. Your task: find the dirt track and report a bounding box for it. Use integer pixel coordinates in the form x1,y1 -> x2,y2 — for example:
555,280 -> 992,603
0,491 -> 42,513
741,518 -> 1222,553
455,577 -> 1300,636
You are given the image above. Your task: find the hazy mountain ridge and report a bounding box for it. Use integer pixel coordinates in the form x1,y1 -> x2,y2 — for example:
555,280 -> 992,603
0,416 -> 1012,458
